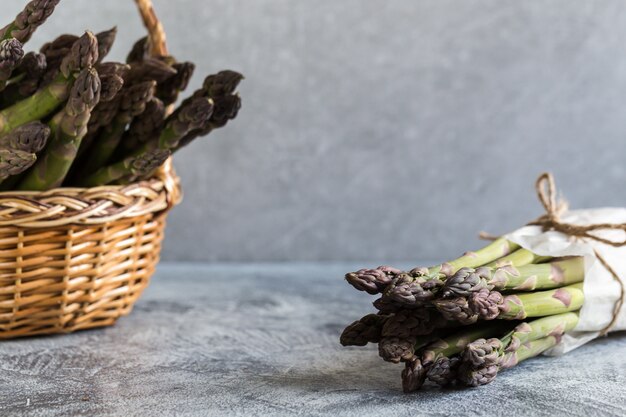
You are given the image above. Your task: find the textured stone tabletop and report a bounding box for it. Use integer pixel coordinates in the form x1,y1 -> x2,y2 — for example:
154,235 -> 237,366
1,263 -> 625,417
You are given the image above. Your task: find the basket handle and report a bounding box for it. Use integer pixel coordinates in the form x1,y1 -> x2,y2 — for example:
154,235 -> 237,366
134,0 -> 168,57
133,0 -> 182,208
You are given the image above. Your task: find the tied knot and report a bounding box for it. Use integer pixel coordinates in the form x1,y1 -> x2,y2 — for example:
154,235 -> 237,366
530,172 -> 625,336
534,172 -> 569,226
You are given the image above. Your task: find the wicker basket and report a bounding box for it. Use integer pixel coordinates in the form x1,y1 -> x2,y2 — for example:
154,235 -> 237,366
0,0 -> 181,339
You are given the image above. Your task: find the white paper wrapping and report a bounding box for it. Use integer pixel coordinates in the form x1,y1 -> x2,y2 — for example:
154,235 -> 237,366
503,207 -> 626,355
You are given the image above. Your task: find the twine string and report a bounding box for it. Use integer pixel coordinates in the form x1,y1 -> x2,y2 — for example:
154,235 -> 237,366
530,172 -> 625,336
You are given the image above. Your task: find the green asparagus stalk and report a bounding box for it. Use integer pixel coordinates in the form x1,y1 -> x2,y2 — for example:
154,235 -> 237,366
0,148 -> 36,181
499,283 -> 584,320
0,121 -> 49,153
0,0 -> 60,44
18,67 -> 101,190
0,31 -> 98,136
442,257 -> 584,298
81,80 -> 156,170
0,38 -> 24,88
485,248 -> 550,268
340,314 -> 389,346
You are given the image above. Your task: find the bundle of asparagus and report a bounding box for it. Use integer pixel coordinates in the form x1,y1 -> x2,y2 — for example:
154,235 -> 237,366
0,0 -> 242,191
340,238 -> 588,391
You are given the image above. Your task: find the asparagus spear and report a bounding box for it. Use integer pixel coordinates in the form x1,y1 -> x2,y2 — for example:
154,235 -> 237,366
378,308 -> 450,363
485,248 -> 550,268
0,38 -> 24,88
372,296 -> 412,314
125,58 -> 177,85
463,312 -> 579,369
345,266 -> 402,295
0,121 -> 49,153
171,70 -> 243,148
99,73 -> 124,103
41,28 -> 116,87
381,308 -> 445,340
441,257 -> 584,298
0,51 -> 46,106
40,33 -> 78,76
0,148 -> 36,180
499,283 -> 584,320
18,67 -> 101,190
380,331 -> 447,365
0,31 -> 98,136
401,322 -> 511,392
7,50 -> 46,81
122,97 -> 165,150
95,27 -> 117,63
340,314 -> 389,346
459,335 -> 562,387
126,36 -> 149,63
156,61 -> 195,106
176,88 -> 242,150
81,80 -> 156,170
0,0 -> 60,44
435,283 -> 584,322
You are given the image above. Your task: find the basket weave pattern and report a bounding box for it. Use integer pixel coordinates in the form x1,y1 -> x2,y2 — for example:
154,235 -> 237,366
0,0 -> 181,339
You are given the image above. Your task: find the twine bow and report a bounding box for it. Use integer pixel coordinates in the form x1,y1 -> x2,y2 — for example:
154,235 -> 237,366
530,172 -> 625,336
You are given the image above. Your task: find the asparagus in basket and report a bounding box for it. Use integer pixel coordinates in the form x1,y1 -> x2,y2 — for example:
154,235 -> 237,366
0,121 -> 49,153
0,38 -> 24,89
80,80 -> 156,170
0,31 -> 98,136
18,67 -> 101,190
0,51 -> 47,107
0,148 -> 36,181
77,95 -> 213,186
0,0 -> 60,44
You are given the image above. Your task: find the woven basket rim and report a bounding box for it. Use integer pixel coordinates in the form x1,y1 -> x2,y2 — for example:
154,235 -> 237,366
0,160 -> 181,228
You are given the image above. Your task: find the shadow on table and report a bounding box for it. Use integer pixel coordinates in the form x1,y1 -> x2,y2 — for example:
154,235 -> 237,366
254,330 -> 626,398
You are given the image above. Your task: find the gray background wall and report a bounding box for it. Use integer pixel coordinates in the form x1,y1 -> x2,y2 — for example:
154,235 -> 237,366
5,0 -> 626,262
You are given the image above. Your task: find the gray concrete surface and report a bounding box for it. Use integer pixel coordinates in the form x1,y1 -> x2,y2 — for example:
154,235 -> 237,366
4,1 -> 626,262
0,263 -> 624,416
